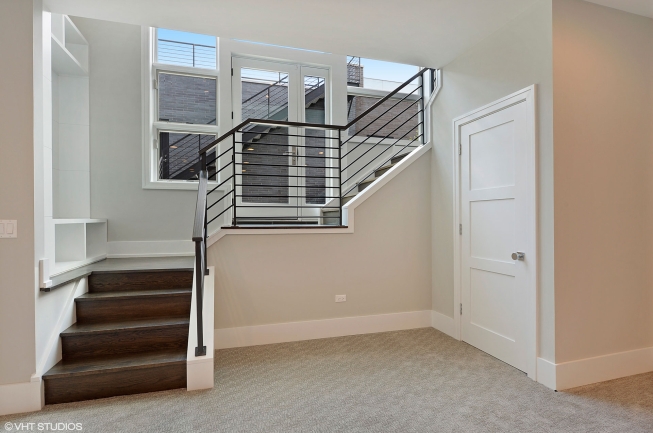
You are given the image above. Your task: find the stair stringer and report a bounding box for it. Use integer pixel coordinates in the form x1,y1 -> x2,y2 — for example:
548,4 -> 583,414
204,142 -> 431,247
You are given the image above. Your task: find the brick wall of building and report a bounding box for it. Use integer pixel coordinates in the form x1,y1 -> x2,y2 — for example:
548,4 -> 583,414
347,96 -> 420,141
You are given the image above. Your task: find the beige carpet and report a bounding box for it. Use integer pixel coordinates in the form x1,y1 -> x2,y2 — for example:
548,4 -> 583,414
2,328 -> 652,432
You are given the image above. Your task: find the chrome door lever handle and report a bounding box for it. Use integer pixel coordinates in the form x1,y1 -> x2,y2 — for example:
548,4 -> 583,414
511,252 -> 525,261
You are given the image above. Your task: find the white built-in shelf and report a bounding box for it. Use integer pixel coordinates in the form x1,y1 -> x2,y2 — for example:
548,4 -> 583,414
51,14 -> 88,76
53,219 -> 107,276
54,219 -> 106,225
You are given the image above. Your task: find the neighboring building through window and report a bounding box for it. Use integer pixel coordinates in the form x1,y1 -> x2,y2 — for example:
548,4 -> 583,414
145,31 -> 424,189
346,57 -> 421,142
154,29 -> 218,182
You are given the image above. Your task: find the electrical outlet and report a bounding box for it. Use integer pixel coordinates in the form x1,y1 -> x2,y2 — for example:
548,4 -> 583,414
335,295 -> 346,303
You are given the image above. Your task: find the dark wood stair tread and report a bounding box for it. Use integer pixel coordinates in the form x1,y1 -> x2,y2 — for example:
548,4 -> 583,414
43,350 -> 186,380
61,317 -> 189,336
76,288 -> 191,301
391,153 -> 411,164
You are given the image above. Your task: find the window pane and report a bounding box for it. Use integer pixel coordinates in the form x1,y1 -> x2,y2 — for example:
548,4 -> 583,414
347,56 -> 419,93
158,132 -> 216,180
304,76 -> 326,205
241,69 -> 289,121
157,29 -> 216,69
158,72 -> 216,125
347,95 -> 420,141
240,68 -> 290,204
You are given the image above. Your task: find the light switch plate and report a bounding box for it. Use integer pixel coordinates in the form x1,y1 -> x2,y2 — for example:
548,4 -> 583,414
0,220 -> 17,238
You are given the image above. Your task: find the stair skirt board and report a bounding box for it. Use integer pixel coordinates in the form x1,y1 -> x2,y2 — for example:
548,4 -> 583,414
43,268 -> 194,404
321,151 -> 413,225
205,143 -> 432,248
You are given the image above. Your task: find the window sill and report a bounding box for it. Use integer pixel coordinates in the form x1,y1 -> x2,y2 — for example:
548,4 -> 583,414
143,179 -> 225,191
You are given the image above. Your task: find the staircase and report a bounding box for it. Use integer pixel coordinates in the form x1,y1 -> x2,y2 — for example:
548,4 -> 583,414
322,152 -> 410,225
42,269 -> 193,404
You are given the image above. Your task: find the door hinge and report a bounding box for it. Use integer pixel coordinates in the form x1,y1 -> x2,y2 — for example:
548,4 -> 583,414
231,67 -> 234,76
153,78 -> 158,89
459,224 -> 462,235
460,303 -> 463,315
231,112 -> 234,119
458,142 -> 461,155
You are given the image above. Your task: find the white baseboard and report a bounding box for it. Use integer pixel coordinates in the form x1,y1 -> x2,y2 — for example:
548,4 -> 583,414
0,376 -> 42,416
431,310 -> 456,338
536,357 -> 557,390
107,240 -> 194,258
215,310 -> 432,349
555,346 -> 653,390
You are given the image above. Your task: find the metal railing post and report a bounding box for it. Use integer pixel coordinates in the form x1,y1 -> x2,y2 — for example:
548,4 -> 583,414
201,152 -> 208,275
338,129 -> 343,227
232,133 -> 237,226
194,237 -> 206,356
418,70 -> 425,145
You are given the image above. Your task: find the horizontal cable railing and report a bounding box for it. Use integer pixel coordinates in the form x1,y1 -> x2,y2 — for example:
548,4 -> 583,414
157,39 -> 216,69
189,68 -> 436,356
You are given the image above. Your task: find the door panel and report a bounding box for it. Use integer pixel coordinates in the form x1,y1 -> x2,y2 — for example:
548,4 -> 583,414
470,199 -> 515,262
461,101 -> 530,373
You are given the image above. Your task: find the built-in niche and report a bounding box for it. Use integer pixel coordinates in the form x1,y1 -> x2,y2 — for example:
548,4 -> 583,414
50,14 -> 106,276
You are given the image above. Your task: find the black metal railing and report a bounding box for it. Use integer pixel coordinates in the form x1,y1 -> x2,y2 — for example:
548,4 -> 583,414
191,165 -> 208,356
189,68 -> 437,356
159,121 -> 217,180
347,56 -> 362,86
157,39 -> 216,69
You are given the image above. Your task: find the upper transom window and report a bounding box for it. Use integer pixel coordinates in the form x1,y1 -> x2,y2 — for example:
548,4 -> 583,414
156,28 -> 217,69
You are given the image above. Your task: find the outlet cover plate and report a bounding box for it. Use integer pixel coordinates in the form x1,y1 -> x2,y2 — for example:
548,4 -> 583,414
0,220 -> 17,238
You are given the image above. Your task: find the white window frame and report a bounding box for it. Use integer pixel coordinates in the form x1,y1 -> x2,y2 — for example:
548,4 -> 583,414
142,27 -> 220,190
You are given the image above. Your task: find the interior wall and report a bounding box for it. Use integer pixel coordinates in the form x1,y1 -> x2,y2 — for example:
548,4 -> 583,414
71,17 -> 198,242
208,154 -> 432,328
552,0 -> 653,363
0,0 -> 37,385
53,73 -> 90,218
429,0 -> 555,360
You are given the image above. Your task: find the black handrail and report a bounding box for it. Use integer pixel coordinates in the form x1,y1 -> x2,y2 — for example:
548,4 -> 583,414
199,68 -> 426,156
190,68 -> 437,356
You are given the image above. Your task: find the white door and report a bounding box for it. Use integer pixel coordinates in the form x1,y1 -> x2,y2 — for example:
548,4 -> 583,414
457,88 -> 536,376
232,57 -> 300,220
232,59 -> 332,222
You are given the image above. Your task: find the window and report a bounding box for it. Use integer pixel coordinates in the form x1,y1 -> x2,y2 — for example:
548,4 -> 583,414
157,29 -> 216,69
346,56 -> 421,142
157,72 -> 216,124
146,28 -> 219,188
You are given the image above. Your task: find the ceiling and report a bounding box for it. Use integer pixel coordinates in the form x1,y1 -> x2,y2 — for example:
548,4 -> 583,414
45,0 -> 652,68
44,0 -> 542,68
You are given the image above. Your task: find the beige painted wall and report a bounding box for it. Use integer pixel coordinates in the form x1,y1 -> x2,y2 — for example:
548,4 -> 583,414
72,17 -> 198,242
0,0 -> 37,385
552,0 -> 653,363
430,0 -> 555,361
208,154 -> 432,328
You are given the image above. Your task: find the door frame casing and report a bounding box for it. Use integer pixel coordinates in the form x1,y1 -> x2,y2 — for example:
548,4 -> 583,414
452,85 -> 538,380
